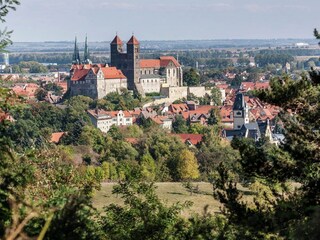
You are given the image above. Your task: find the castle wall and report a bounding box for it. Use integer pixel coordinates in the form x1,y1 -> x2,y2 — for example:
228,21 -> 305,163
139,77 -> 162,93
96,78 -> 127,99
69,76 -> 98,99
160,86 -> 188,100
188,86 -> 207,98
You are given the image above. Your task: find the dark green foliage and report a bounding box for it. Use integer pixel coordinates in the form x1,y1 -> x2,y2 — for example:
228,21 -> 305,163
212,73 -> 320,238
255,52 -> 294,67
184,68 -> 200,86
35,88 -> 48,101
207,108 -> 220,125
101,181 -> 187,240
44,195 -> 104,240
97,89 -> 143,110
44,82 -> 63,96
173,115 -> 188,133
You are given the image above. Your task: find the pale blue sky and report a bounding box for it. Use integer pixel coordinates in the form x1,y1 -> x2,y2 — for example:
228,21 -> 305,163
4,0 -> 320,41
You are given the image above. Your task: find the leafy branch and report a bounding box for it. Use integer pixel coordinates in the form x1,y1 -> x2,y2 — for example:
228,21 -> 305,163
0,0 -> 20,51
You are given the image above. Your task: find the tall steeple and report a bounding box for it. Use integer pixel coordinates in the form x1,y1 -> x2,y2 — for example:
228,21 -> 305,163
83,35 -> 91,64
233,92 -> 249,129
72,36 -> 81,64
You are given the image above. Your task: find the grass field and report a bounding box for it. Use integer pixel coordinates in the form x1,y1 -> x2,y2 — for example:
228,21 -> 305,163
93,182 -> 224,217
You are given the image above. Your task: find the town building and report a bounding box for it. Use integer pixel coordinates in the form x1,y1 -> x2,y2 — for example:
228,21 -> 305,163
87,109 -> 133,133
233,92 -> 249,130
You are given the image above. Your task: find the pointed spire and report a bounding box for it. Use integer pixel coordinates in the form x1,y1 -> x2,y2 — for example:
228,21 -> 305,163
83,34 -> 90,63
111,35 -> 123,45
72,36 -> 81,64
233,92 -> 246,110
127,35 -> 139,45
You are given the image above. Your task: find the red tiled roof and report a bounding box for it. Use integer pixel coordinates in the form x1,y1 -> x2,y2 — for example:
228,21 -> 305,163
125,138 -> 138,144
140,59 -> 161,68
220,105 -> 233,123
111,35 -> 123,45
255,82 -> 270,90
50,132 -> 65,143
127,35 -> 139,45
173,134 -> 203,145
169,103 -> 189,113
216,84 -> 229,90
160,56 -> 181,67
71,69 -> 90,81
87,109 -> 132,118
100,67 -> 126,79
71,66 -> 125,81
150,115 -> 170,125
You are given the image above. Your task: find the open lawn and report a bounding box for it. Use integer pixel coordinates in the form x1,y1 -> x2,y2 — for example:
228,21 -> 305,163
93,182 -> 236,217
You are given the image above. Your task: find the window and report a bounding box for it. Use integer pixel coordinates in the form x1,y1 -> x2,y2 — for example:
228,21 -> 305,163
236,111 -> 242,116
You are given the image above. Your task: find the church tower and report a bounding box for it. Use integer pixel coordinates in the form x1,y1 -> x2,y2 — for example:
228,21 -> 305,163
83,35 -> 91,64
72,37 -> 81,64
126,35 -> 140,90
110,35 -> 123,68
233,92 -> 249,129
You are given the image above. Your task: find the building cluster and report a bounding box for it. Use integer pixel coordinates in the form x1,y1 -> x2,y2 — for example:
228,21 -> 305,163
86,79 -> 283,144
68,35 -> 184,99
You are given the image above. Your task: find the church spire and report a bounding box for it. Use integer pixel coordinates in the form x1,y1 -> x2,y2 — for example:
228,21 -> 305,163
83,35 -> 90,63
72,36 -> 81,64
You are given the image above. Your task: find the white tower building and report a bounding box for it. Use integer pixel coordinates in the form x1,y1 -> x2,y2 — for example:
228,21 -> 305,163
233,92 -> 249,129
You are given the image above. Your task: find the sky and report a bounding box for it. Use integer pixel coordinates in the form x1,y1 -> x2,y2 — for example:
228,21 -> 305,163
4,0 -> 320,42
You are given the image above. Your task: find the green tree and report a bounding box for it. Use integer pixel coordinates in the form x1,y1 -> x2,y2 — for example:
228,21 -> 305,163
183,68 -> 200,86
101,181 -> 191,240
207,108 -> 221,125
35,88 -> 48,101
0,0 -> 20,51
176,149 -> 200,181
172,115 -> 188,133
212,73 -> 320,238
210,87 -> 222,106
140,152 -> 156,181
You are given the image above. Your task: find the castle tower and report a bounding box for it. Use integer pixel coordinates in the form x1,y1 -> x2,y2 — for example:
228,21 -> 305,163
126,35 -> 140,90
233,92 -> 249,129
110,35 -> 123,67
72,36 -> 81,64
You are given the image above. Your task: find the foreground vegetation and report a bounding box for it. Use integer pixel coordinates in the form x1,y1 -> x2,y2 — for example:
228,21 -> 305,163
1,2 -> 320,239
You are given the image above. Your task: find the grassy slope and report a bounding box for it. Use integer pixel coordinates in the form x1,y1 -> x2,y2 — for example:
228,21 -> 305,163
93,182 -> 223,217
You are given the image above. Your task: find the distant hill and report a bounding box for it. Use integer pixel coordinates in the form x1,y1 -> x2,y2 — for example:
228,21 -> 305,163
7,39 -> 319,53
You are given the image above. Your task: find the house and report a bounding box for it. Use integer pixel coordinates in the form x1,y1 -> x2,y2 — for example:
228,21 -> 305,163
240,81 -> 270,92
50,132 -> 65,144
149,115 -> 172,131
87,109 -> 133,133
172,133 -> 203,146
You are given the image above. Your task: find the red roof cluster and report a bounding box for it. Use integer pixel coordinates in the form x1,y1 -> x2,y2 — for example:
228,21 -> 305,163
240,81 -> 270,92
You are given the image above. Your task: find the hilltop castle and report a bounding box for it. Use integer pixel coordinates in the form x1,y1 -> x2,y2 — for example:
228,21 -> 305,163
110,35 -> 183,95
68,35 -> 183,99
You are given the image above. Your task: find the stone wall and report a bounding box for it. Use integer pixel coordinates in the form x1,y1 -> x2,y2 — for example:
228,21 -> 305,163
188,86 -> 207,98
97,78 -> 127,99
